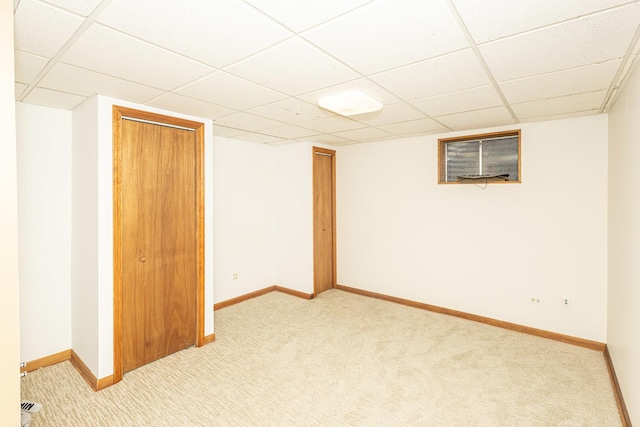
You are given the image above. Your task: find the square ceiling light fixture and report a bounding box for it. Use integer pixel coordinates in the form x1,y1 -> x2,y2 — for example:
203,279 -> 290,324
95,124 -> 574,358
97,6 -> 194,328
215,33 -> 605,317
317,90 -> 383,116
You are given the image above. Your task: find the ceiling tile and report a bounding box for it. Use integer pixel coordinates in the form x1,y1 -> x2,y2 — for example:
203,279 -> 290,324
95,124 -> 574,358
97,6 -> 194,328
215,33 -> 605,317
378,118 -> 448,135
519,109 -> 599,123
60,24 -> 214,91
511,90 -> 607,119
303,0 -> 468,74
435,106 -> 515,130
247,98 -> 333,123
177,72 -> 287,110
12,0 -> 639,144
41,0 -> 102,16
262,125 -> 321,139
245,0 -> 372,33
98,0 -> 291,68
352,102 -> 425,126
14,50 -> 49,84
233,133 -> 285,144
453,0 -> 634,43
298,78 -> 400,106
214,126 -> 249,138
298,116 -> 365,133
333,126 -> 395,141
15,82 -> 28,98
410,85 -> 504,117
214,112 -> 285,132
303,134 -> 352,145
500,60 -> 621,104
226,38 -> 359,96
266,140 -> 298,146
330,140 -> 362,146
39,62 -> 164,103
22,87 -> 85,109
146,93 -> 236,120
14,0 -> 83,58
371,49 -> 490,100
480,3 -> 640,81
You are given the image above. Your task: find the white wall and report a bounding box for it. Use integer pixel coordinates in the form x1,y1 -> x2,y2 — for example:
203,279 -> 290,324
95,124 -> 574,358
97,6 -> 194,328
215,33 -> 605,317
607,60 -> 640,425
71,96 -> 100,375
273,142 -> 316,294
212,136 -> 275,302
16,103 -> 72,362
337,115 -> 608,342
0,0 -> 20,423
212,139 -> 332,301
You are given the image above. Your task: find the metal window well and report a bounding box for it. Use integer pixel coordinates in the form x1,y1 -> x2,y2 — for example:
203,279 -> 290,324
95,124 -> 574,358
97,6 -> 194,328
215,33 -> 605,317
445,136 -> 519,183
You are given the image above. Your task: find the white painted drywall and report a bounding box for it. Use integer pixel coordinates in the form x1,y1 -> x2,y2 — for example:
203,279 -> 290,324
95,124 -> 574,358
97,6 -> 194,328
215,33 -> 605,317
212,136 -> 276,302
16,103 -> 72,363
0,0 -> 20,422
211,139 -> 327,301
71,96 -> 100,375
607,60 -> 640,425
337,116 -> 608,342
273,142 -> 317,295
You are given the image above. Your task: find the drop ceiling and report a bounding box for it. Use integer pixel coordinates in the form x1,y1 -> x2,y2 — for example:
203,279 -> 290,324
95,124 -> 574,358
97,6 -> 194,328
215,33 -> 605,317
13,0 -> 640,146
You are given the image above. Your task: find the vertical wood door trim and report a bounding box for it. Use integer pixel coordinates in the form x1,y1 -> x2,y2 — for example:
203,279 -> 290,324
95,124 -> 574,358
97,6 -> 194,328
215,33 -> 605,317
112,105 -> 205,384
312,147 -> 337,297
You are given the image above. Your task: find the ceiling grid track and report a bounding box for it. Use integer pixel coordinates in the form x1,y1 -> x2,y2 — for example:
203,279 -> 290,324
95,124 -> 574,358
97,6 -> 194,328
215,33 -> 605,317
442,0 -> 519,124
599,22 -> 640,113
13,0 -> 640,143
17,0 -> 115,102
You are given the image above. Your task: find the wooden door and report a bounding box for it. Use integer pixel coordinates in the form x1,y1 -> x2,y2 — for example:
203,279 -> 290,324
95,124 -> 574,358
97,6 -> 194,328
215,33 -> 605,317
120,118 -> 197,373
313,147 -> 336,296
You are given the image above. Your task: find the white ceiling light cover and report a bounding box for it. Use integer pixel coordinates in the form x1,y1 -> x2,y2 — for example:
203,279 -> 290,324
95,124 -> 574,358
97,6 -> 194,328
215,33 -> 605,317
318,90 -> 383,116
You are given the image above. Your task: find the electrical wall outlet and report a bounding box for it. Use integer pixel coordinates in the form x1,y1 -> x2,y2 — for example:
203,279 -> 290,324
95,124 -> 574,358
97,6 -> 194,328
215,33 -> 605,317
529,296 -> 543,305
561,297 -> 571,310
232,273 -> 238,281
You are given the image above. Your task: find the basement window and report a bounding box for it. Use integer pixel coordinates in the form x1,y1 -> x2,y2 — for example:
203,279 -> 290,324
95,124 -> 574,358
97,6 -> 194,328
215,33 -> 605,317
438,130 -> 521,184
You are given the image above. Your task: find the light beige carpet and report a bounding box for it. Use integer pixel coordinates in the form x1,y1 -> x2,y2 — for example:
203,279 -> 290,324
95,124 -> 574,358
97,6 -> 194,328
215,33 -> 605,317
21,289 -> 621,426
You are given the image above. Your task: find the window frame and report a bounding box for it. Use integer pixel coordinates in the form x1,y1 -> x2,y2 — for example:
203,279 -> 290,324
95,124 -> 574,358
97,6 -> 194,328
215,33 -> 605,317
438,129 -> 521,185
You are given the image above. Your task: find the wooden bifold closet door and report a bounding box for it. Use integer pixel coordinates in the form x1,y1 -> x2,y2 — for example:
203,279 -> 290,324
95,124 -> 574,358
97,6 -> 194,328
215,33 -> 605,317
120,118 -> 197,373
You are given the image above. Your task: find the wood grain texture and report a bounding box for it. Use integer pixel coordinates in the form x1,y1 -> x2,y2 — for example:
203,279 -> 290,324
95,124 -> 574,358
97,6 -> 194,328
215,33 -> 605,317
273,285 -> 314,300
121,119 -> 197,372
69,351 -> 113,391
604,345 -> 632,427
21,349 -> 71,373
214,287 -> 277,311
69,350 -> 98,391
201,334 -> 216,345
112,106 -> 124,384
195,125 -> 205,347
312,147 -> 336,296
336,284 -> 606,351
113,105 -> 205,383
214,286 -> 314,311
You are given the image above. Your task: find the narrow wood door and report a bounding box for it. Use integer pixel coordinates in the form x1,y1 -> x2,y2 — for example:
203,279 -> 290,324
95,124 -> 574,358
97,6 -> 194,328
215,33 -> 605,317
121,119 -> 197,373
313,147 -> 336,296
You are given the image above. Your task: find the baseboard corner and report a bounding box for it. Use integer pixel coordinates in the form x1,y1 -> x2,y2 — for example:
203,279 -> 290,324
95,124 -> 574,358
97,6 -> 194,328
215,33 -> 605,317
202,333 -> 216,345
70,350 -> 112,392
273,285 -> 314,300
604,345 -> 632,427
336,284 -> 606,351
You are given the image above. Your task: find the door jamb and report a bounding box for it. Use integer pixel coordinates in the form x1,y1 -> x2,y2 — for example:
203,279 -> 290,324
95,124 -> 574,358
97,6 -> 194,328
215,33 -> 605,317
112,105 -> 205,384
312,146 -> 337,297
